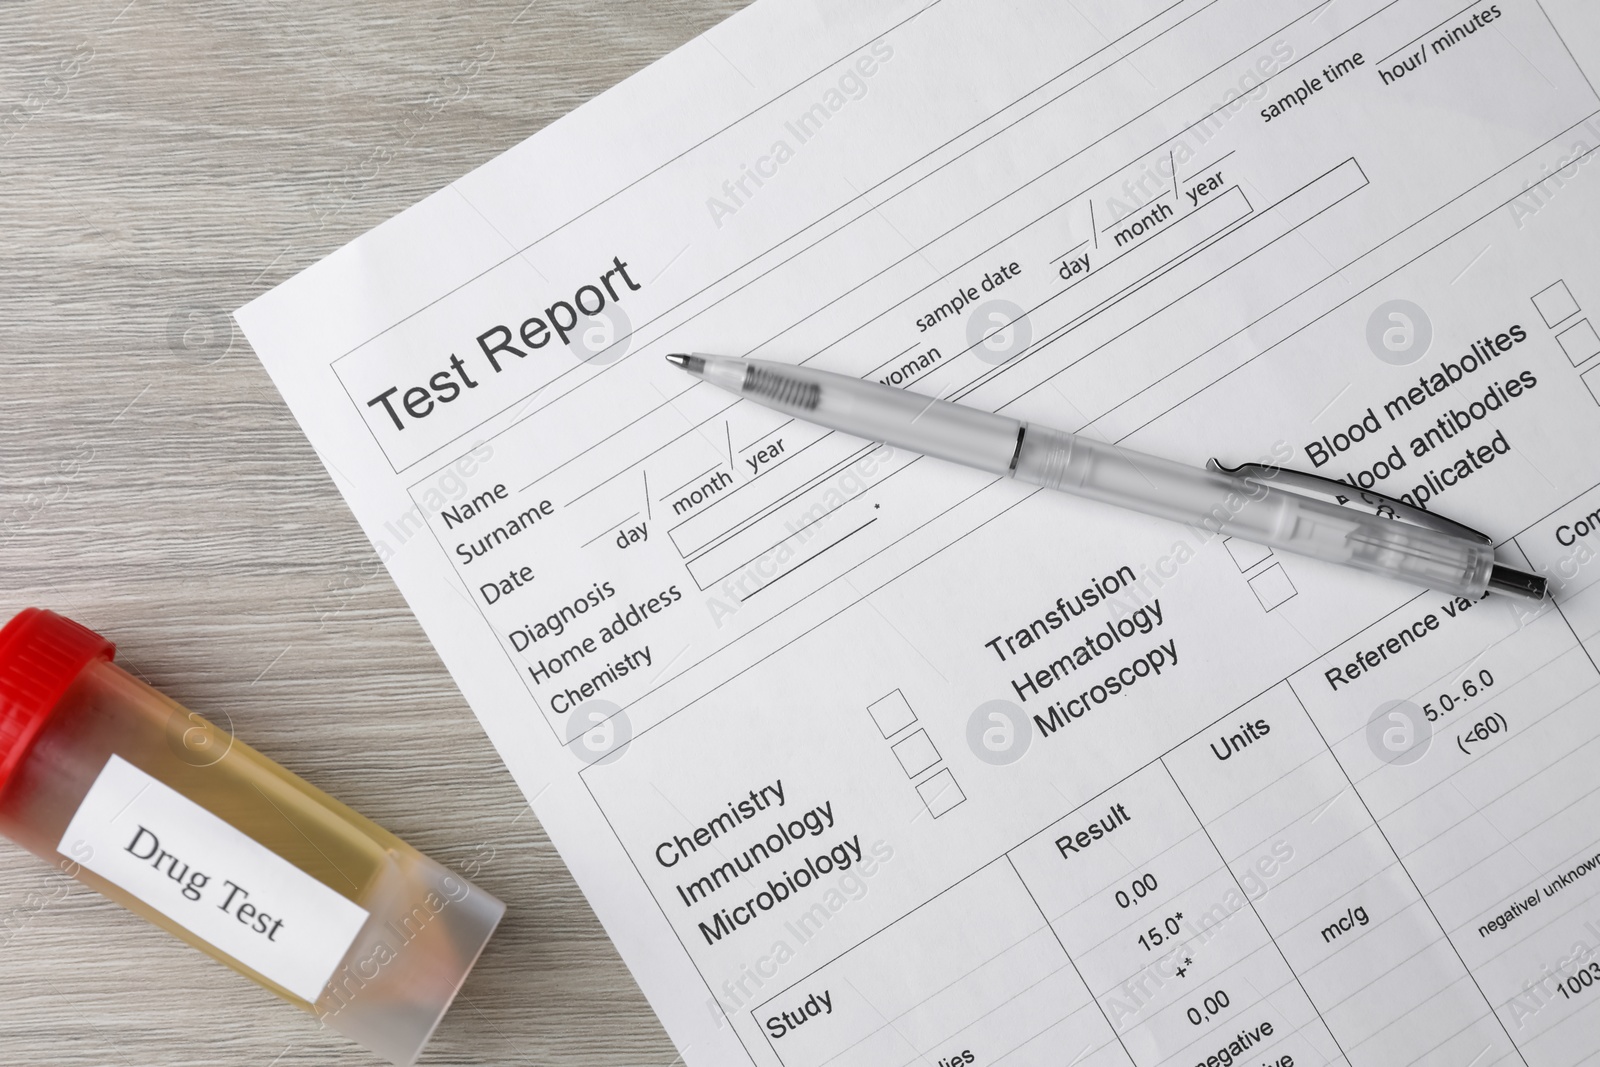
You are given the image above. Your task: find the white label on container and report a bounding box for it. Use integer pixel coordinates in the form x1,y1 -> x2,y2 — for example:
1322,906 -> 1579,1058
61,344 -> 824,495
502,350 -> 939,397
58,755 -> 370,1002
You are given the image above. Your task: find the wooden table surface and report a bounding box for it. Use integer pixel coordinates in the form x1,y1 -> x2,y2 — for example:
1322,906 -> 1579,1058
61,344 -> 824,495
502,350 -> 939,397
0,2 -> 750,1063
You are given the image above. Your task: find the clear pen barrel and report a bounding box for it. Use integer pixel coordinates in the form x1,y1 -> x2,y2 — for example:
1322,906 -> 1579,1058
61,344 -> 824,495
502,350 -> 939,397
732,358 -> 1024,475
1012,427 -> 1496,599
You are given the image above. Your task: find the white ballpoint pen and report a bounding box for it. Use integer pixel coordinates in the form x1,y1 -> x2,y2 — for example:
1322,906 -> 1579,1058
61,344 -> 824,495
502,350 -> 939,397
666,353 -> 1548,603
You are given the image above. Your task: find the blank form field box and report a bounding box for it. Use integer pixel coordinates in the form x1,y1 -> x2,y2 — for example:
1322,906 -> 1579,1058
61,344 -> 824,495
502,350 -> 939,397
916,769 -> 965,818
867,690 -> 917,738
891,730 -> 940,778
1558,319 -> 1600,367
1225,537 -> 1273,572
1533,281 -> 1581,327
1249,563 -> 1298,611
1585,364 -> 1600,408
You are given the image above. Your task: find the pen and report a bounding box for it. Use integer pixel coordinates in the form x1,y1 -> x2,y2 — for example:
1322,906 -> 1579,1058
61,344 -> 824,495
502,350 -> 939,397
666,353 -> 1549,603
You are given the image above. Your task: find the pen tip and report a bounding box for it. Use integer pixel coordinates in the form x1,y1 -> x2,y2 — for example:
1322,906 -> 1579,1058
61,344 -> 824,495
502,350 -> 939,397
666,353 -> 705,374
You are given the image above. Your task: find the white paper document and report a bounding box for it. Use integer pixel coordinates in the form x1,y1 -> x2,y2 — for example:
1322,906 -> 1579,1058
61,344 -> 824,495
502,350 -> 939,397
237,1 -> 1600,1062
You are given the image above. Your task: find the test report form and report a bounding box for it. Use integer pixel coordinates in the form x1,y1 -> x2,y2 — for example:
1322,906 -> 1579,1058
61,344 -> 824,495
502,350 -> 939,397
237,1 -> 1600,1062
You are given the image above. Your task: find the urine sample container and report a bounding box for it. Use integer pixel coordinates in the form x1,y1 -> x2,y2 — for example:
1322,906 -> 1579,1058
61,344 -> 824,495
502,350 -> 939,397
0,608 -> 505,1065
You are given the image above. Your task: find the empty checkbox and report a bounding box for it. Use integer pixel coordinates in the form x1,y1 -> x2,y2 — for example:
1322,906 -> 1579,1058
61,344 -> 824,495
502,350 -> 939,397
1533,281 -> 1580,328
1557,319 -> 1600,367
1225,537 -> 1273,572
891,729 -> 940,778
867,689 -> 917,738
1248,562 -> 1298,611
916,769 -> 965,818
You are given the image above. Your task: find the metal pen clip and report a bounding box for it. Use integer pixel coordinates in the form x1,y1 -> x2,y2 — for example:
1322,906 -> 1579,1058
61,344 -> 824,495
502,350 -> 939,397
1206,459 -> 1494,545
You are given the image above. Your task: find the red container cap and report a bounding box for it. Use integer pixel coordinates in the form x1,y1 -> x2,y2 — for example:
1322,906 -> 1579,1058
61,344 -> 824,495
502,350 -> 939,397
0,609 -> 115,790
